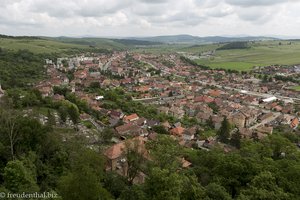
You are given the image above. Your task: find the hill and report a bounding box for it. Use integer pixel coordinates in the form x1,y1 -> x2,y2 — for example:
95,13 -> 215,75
128,34 -> 277,44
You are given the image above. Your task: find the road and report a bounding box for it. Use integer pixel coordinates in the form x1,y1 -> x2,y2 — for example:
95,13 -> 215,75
102,55 -> 120,71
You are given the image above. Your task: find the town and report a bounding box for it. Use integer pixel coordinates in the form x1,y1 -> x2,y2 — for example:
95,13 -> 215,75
29,50 -> 300,182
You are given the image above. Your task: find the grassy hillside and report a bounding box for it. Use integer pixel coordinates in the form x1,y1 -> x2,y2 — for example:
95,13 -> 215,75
49,37 -> 127,50
191,40 -> 300,71
0,36 -> 168,55
0,37 -> 93,54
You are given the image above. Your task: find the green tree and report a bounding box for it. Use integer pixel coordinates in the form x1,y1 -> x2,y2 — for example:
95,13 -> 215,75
58,148 -> 112,200
58,105 -> 68,123
231,130 -> 242,149
47,109 -> 56,127
67,103 -> 80,124
205,183 -> 231,200
238,171 -> 290,200
58,167 -> 111,200
99,128 -> 114,144
206,116 -> 214,130
144,168 -> 183,200
124,139 -> 147,185
3,160 -> 39,193
146,135 -> 182,171
152,125 -> 168,135
217,116 -> 231,143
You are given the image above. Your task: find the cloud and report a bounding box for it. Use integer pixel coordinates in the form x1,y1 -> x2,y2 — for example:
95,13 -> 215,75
0,0 -> 299,37
225,0 -> 297,7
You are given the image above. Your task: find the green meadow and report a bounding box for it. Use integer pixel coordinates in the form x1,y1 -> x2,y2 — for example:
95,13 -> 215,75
291,86 -> 300,91
192,41 -> 300,71
0,38 -> 92,54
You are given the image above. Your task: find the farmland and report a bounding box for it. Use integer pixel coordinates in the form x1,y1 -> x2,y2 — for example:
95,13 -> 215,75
190,40 -> 300,71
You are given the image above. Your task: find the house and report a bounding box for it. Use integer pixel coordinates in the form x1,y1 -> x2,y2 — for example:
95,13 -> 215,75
183,127 -> 196,141
53,94 -> 65,101
74,69 -> 88,79
290,118 -> 299,129
259,112 -> 274,122
123,114 -> 139,123
239,128 -> 253,139
146,120 -> 159,128
212,115 -> 223,130
134,117 -> 147,127
161,121 -> 171,130
231,112 -> 246,128
194,95 -> 214,103
170,127 -> 185,137
169,106 -> 185,119
255,125 -> 273,135
115,123 -> 142,136
181,158 -> 192,168
104,142 -> 125,171
196,112 -> 211,124
208,89 -> 222,97
104,137 -> 148,174
37,85 -> 53,97
109,110 -> 124,119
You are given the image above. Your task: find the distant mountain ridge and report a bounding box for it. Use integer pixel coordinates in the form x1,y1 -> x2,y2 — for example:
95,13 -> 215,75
126,34 -> 278,44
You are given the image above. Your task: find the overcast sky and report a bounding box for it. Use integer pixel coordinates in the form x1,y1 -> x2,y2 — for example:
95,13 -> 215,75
1,0 -> 300,37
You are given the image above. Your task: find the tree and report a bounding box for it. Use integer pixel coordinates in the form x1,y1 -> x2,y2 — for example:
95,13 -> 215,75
180,174 -> 205,200
119,185 -> 146,200
58,167 -> 111,200
124,139 -> 147,185
47,109 -> 56,127
231,130 -> 242,149
3,160 -> 39,193
205,183 -> 231,200
208,102 -> 219,114
144,168 -> 183,200
206,116 -> 215,129
218,116 -> 231,143
0,109 -> 21,160
99,128 -> 114,144
152,125 -> 168,135
58,105 -> 68,123
58,148 -> 112,200
103,172 -> 128,199
238,172 -> 290,200
262,75 -> 268,83
146,135 -> 182,171
67,104 -> 80,124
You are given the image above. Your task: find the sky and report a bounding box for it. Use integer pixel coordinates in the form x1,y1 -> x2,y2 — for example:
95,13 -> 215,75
1,0 -> 300,37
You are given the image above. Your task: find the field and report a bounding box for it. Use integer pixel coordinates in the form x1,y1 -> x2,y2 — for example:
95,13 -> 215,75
291,86 -> 300,91
190,40 -> 300,71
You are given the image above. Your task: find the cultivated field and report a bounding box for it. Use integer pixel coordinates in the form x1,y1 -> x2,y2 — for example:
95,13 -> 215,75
191,40 -> 300,71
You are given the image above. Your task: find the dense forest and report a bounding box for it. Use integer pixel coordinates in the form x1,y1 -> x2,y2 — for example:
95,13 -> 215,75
0,49 -> 49,88
217,42 -> 249,50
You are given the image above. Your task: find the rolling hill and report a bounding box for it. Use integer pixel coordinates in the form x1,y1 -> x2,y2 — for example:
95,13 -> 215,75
128,34 -> 278,44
